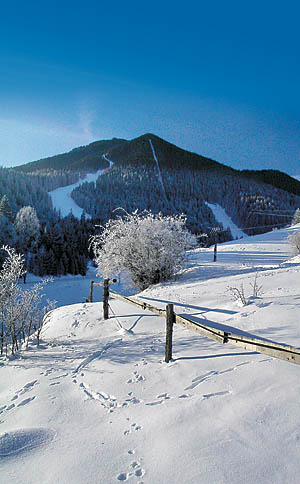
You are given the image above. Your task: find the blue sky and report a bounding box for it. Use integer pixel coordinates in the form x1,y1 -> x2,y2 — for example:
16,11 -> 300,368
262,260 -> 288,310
0,0 -> 299,175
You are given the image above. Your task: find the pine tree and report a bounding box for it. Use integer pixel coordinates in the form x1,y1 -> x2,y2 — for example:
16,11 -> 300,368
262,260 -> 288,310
0,195 -> 13,221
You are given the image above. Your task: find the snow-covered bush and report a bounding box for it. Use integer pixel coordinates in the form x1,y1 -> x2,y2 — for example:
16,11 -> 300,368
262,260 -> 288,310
91,210 -> 197,290
15,206 -> 40,252
0,246 -> 55,356
292,208 -> 300,225
288,231 -> 300,255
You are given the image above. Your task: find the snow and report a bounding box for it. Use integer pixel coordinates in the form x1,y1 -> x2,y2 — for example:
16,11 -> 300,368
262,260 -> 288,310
1,224 -> 300,483
148,138 -> 168,203
48,156 -> 113,219
205,202 -> 247,239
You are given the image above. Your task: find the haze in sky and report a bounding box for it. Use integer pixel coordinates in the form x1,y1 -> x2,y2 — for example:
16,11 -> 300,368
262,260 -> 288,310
0,1 -> 299,175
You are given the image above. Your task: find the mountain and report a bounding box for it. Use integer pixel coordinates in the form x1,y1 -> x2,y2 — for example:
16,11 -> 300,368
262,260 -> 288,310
9,132 -> 300,239
106,133 -> 235,173
15,137 -> 127,173
68,133 -> 300,237
241,169 -> 300,197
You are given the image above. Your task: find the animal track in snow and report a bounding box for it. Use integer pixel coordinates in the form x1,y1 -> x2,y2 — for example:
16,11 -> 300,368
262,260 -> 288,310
123,423 -> 143,435
145,392 -> 170,406
79,382 -> 117,411
184,371 -> 217,390
19,380 -> 39,395
185,362 -> 250,391
202,391 -> 230,399
126,371 -> 145,384
116,472 -> 128,481
17,396 -> 36,407
49,373 -> 69,380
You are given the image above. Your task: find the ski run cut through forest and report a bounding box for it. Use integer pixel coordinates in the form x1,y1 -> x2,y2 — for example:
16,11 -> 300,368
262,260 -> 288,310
1,217 -> 300,483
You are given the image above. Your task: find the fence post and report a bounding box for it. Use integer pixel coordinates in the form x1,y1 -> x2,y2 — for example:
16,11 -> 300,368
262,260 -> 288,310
165,304 -> 175,363
88,280 -> 94,302
103,279 -> 109,319
213,243 -> 217,262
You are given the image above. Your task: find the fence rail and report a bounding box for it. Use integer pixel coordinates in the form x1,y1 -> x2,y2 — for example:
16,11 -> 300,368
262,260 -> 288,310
89,279 -> 300,365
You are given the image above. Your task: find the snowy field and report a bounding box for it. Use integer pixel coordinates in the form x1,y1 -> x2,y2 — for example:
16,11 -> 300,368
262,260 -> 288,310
1,224 -> 300,483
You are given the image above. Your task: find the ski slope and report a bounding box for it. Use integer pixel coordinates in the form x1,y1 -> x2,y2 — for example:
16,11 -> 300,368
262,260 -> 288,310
205,202 -> 247,239
1,225 -> 300,483
48,156 -> 113,219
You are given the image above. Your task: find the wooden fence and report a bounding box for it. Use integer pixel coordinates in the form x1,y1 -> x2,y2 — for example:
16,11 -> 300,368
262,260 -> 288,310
88,279 -> 300,366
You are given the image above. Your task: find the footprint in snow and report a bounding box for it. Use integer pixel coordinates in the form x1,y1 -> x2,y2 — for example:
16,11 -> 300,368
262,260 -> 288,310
126,371 -> 145,384
20,380 -> 39,395
116,472 -> 128,481
17,396 -> 36,407
202,391 -> 230,399
146,393 -> 170,406
123,423 -> 142,435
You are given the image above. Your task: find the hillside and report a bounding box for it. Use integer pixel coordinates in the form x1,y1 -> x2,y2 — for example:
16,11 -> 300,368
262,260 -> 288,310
15,138 -> 127,173
70,134 -> 300,236
9,133 -> 300,239
1,225 -> 300,483
107,133 -> 235,172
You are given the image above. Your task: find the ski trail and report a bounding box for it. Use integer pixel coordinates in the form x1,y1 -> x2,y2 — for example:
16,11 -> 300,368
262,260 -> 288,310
148,138 -> 168,203
205,202 -> 247,239
48,154 -> 114,219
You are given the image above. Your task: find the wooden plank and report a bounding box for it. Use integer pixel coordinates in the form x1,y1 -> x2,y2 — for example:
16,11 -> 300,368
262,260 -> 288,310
109,290 -> 300,365
175,314 -> 225,344
109,291 -> 166,316
227,336 -> 300,365
227,332 -> 300,356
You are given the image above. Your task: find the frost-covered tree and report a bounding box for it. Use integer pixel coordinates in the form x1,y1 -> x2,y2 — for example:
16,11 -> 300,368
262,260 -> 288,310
292,208 -> 300,225
0,246 -> 25,354
15,206 -> 40,252
91,210 -> 197,290
0,195 -> 13,221
0,246 -> 55,355
288,231 -> 300,255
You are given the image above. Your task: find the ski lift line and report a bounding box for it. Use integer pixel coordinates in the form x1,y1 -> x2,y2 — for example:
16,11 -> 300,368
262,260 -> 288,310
205,221 -> 289,233
249,209 -> 296,213
148,138 -> 168,204
250,212 -> 293,218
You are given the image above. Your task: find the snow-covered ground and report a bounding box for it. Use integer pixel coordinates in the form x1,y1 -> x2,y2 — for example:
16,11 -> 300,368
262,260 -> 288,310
1,225 -> 300,483
205,202 -> 247,239
48,156 -> 113,218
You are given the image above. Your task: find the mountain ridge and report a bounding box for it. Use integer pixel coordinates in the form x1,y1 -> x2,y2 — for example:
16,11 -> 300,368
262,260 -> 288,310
13,133 -> 300,198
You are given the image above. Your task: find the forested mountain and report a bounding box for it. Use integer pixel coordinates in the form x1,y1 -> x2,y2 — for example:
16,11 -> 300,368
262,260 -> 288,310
240,169 -> 300,197
15,138 -> 126,173
71,134 -> 300,236
1,132 -> 299,278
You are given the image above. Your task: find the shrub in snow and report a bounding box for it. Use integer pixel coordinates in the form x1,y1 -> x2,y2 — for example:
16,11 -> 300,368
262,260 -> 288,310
0,246 -> 55,356
288,231 -> 300,255
91,210 -> 197,290
227,273 -> 263,306
227,284 -> 247,306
